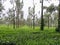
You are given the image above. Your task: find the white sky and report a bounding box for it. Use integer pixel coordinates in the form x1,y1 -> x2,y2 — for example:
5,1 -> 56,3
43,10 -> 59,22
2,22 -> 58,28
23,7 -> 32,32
3,0 -> 59,19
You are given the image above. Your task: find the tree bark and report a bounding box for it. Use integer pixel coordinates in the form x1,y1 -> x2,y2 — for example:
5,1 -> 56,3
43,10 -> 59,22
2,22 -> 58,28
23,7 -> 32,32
33,0 -> 35,29
13,10 -> 15,29
56,0 -> 60,32
16,0 -> 20,28
33,16 -> 35,29
16,9 -> 19,28
13,0 -> 15,29
40,0 -> 44,30
48,16 -> 49,28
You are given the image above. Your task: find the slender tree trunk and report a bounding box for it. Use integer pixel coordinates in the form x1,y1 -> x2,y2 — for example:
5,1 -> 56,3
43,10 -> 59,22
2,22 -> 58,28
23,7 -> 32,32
13,9 -> 16,28
48,16 -> 49,28
33,16 -> 35,29
16,9 -> 19,28
13,0 -> 15,29
13,11 -> 15,29
58,0 -> 60,30
40,0 -> 44,30
33,0 -> 35,29
56,0 -> 60,32
16,0 -> 20,28
58,0 -> 60,29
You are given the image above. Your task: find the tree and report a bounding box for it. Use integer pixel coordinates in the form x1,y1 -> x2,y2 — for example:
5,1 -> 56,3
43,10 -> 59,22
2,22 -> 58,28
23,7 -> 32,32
35,15 -> 39,26
15,0 -> 20,28
10,0 -> 16,28
27,15 -> 32,27
0,0 -> 4,14
44,4 -> 56,27
7,9 -> 12,25
0,0 -> 5,25
0,0 -> 2,12
52,12 -> 58,27
46,4 -> 55,14
10,0 -> 24,28
27,7 -> 32,27
27,0 -> 36,29
46,4 -> 59,28
40,0 -> 55,30
32,0 -> 35,29
15,0 -> 23,28
44,12 -> 50,28
40,0 -> 44,30
56,0 -> 60,32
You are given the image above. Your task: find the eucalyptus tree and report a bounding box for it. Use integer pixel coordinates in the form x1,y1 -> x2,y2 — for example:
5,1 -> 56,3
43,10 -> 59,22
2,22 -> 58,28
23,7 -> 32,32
27,7 -> 32,27
52,12 -> 58,27
56,0 -> 60,32
15,0 -> 23,28
14,0 -> 20,28
40,0 -> 46,30
0,0 -> 4,14
10,0 -> 16,28
35,15 -> 39,26
7,9 -> 14,26
40,0 -> 55,30
32,0 -> 35,29
46,4 -> 56,27
0,0 -> 2,19
0,0 -> 5,25
40,0 -> 44,30
10,0 -> 24,28
27,15 -> 32,27
44,12 -> 50,28
27,0 -> 36,29
0,0 -> 2,12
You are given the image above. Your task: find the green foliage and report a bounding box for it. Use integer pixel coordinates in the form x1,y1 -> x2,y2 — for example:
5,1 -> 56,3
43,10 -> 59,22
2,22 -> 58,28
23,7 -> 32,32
46,4 -> 55,13
0,25 -> 59,45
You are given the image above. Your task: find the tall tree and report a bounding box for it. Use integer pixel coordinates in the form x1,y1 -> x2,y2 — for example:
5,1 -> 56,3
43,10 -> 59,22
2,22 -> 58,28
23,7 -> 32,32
44,12 -> 50,28
7,9 -> 13,26
53,12 -> 58,27
28,0 -> 36,29
44,4 -> 56,27
32,0 -> 35,29
56,0 -> 60,32
0,0 -> 4,13
10,0 -> 16,28
28,7 -> 32,27
0,0 -> 4,24
13,0 -> 15,28
15,0 -> 20,28
0,0 -> 2,12
40,0 -> 44,30
46,4 -> 55,14
27,15 -> 32,27
40,0 -> 54,30
15,0 -> 23,28
47,4 -> 57,27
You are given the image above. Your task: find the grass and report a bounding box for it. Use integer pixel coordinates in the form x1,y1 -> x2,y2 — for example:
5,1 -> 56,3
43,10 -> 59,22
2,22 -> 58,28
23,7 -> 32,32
0,25 -> 60,45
